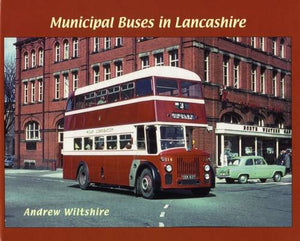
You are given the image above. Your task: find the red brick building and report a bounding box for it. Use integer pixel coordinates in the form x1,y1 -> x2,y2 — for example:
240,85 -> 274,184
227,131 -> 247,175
14,37 -> 292,169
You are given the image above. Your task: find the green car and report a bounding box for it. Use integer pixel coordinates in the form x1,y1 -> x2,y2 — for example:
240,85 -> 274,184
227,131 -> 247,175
216,156 -> 286,184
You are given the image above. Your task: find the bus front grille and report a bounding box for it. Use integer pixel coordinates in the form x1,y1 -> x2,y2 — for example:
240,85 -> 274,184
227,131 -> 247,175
177,157 -> 200,179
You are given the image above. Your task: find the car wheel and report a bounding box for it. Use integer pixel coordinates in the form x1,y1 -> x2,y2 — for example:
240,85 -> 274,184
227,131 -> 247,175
225,178 -> 234,184
140,168 -> 156,199
77,165 -> 90,190
273,172 -> 282,182
238,175 -> 248,184
260,179 -> 267,183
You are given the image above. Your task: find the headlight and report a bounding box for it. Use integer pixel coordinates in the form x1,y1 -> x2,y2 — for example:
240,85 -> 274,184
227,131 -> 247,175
165,164 -> 173,173
204,164 -> 210,172
204,173 -> 210,180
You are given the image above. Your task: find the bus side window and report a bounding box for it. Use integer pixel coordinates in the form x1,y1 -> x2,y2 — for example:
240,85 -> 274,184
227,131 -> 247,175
75,95 -> 84,109
108,86 -> 120,103
120,134 -> 132,149
107,136 -> 117,149
95,136 -> 105,150
146,125 -> 157,154
74,138 -> 82,150
137,126 -> 145,150
121,82 -> 134,100
84,137 -> 93,150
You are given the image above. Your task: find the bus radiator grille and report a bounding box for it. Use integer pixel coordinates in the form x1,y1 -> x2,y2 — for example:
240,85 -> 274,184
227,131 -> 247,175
177,157 -> 200,179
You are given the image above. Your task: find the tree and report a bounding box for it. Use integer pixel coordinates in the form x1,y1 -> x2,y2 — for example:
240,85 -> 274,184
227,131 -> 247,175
4,57 -> 15,137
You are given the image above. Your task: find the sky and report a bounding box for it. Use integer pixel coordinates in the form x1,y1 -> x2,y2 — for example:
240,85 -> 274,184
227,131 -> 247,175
4,38 -> 16,62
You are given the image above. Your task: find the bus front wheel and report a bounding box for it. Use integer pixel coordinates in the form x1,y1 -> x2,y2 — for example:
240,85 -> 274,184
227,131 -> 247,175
140,168 -> 156,199
77,165 -> 90,190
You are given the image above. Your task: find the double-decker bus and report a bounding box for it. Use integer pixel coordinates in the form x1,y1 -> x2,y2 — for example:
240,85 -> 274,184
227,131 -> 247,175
63,66 -> 215,199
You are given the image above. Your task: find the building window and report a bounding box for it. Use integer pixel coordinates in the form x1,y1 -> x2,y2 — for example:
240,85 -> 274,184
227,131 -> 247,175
221,112 -> 241,124
169,50 -> 178,67
55,42 -> 60,62
55,76 -> 60,99
272,38 -> 277,56
260,68 -> 265,94
93,37 -> 100,52
223,56 -> 229,86
72,72 -> 79,91
154,53 -> 164,66
63,74 -> 69,98
104,65 -> 111,80
141,56 -> 150,69
38,48 -> 43,66
25,121 -> 40,140
280,75 -> 285,98
31,81 -> 35,103
233,59 -> 240,88
251,65 -> 257,92
115,62 -> 123,77
254,116 -> 265,127
272,71 -> 277,96
93,66 -> 100,83
31,50 -> 36,68
63,40 -> 69,60
280,39 -> 285,58
251,37 -> 256,48
115,37 -> 123,47
23,82 -> 28,104
104,37 -> 111,50
24,52 -> 29,69
38,79 -> 43,102
204,50 -> 210,82
73,38 -> 79,58
259,37 -> 265,51
57,120 -> 64,143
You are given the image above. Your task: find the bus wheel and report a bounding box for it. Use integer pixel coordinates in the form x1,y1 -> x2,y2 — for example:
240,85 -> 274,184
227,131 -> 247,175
140,169 -> 156,199
77,165 -> 90,190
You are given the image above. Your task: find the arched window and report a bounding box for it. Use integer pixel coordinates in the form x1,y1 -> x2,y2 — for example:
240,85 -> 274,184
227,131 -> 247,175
24,52 -> 29,69
280,39 -> 285,58
275,116 -> 285,128
72,38 -> 79,58
25,121 -> 40,140
63,40 -> 69,60
38,48 -> 44,66
254,115 -> 265,127
55,42 -> 60,62
31,50 -> 36,68
221,112 -> 241,124
57,119 -> 64,143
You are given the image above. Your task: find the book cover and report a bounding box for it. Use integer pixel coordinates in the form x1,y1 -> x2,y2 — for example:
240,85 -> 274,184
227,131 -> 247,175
1,0 -> 299,241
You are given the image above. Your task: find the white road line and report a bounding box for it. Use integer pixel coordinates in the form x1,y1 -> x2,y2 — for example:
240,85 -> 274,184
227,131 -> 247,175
159,222 -> 165,227
164,204 -> 169,209
160,212 -> 165,218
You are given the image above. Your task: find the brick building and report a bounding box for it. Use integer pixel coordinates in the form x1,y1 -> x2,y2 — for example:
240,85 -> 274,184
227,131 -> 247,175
14,37 -> 292,169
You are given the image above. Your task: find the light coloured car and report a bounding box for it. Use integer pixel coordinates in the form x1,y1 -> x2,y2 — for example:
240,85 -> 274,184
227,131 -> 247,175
216,156 -> 286,184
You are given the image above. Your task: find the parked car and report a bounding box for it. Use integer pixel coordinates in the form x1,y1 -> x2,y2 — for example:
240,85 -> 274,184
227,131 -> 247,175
216,156 -> 286,184
5,156 -> 15,168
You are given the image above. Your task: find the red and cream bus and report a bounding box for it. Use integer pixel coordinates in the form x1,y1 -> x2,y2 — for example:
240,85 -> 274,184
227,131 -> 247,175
63,66 -> 215,199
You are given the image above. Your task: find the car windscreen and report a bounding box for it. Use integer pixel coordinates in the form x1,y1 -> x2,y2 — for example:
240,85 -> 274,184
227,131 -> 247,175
228,159 -> 240,166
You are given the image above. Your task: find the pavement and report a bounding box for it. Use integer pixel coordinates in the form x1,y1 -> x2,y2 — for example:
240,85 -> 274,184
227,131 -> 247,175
4,168 -> 292,184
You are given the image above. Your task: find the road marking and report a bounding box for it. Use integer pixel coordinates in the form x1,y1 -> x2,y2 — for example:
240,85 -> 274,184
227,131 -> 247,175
159,222 -> 165,227
164,204 -> 169,209
160,212 -> 165,218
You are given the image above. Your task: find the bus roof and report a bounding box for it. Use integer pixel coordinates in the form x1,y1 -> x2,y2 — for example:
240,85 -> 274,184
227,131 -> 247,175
75,66 -> 201,96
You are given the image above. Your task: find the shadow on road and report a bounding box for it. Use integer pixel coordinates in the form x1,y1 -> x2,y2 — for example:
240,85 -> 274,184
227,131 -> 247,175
68,184 -> 216,200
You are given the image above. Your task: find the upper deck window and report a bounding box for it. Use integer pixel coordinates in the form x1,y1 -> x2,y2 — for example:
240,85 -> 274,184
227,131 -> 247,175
181,81 -> 202,98
136,78 -> 152,97
156,78 -> 179,96
121,82 -> 134,100
108,86 -> 120,103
